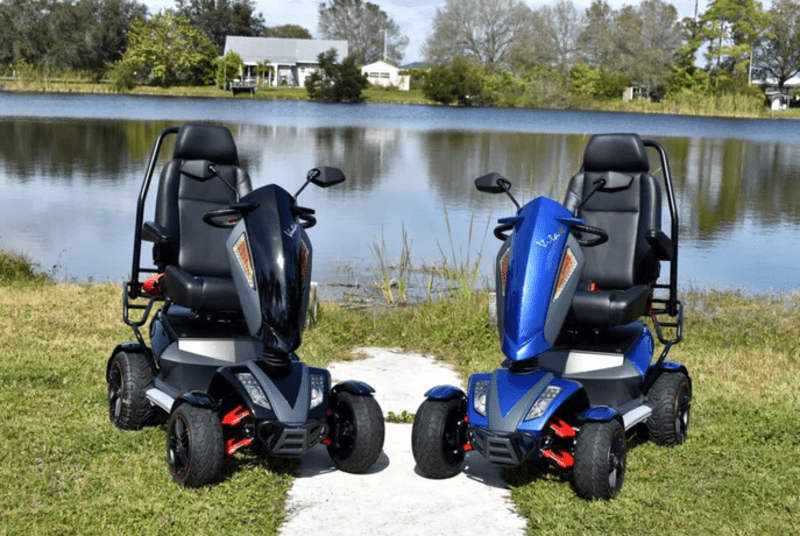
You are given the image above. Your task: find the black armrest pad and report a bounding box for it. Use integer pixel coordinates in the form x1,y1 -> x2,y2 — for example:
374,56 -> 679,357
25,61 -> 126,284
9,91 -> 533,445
142,221 -> 170,243
646,229 -> 673,261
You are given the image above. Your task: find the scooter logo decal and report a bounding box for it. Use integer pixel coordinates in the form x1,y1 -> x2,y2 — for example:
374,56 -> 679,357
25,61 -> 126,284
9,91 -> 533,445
284,222 -> 299,238
536,227 -> 564,248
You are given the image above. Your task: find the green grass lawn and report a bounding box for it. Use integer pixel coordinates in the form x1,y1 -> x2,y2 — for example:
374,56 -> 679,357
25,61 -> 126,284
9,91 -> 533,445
0,253 -> 798,535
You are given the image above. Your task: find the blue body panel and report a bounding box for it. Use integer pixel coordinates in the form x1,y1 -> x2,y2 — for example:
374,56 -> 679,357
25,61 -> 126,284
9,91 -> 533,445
581,406 -> 619,422
467,370 -> 582,437
425,384 -> 465,400
628,323 -> 655,375
501,197 -> 581,362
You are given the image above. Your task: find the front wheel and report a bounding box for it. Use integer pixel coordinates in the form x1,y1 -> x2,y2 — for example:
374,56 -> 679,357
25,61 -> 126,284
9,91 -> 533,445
411,398 -> 467,479
573,419 -> 627,500
107,350 -> 155,430
646,372 -> 691,446
326,392 -> 385,473
167,403 -> 224,487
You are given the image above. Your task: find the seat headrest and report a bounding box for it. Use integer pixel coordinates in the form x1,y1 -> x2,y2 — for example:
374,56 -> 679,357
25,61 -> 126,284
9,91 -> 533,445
173,123 -> 239,166
582,133 -> 649,173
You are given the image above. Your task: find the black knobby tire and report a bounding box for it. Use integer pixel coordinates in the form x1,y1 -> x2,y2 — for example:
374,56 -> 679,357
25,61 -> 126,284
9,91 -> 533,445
573,419 -> 627,500
646,371 -> 691,446
166,403 -> 224,487
326,392 -> 385,474
411,398 -> 467,479
107,350 -> 155,430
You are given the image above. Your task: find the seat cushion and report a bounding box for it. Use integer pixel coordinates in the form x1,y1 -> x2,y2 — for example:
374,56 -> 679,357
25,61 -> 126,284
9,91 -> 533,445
570,285 -> 651,326
164,265 -> 241,312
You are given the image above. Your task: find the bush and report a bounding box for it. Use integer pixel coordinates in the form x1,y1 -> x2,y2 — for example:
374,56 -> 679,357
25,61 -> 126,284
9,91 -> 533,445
305,49 -> 368,103
422,57 -> 483,106
0,251 -> 49,285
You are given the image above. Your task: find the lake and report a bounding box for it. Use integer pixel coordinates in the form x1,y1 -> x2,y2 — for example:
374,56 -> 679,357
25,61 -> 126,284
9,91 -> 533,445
2,92 -> 800,297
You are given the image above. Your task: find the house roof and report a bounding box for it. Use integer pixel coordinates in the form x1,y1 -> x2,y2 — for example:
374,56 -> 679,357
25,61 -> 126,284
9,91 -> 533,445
223,36 -> 349,66
361,60 -> 399,73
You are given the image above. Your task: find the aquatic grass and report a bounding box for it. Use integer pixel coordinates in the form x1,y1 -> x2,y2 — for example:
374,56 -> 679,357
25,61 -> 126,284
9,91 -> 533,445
369,225 -> 412,304
431,207 -> 492,302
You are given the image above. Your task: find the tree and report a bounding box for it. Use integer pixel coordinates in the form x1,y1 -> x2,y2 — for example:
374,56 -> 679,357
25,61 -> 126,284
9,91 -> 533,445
0,0 -> 146,79
84,0 -> 148,77
175,0 -> 266,54
753,0 -> 800,90
537,0 -> 584,77
305,48 -> 369,103
577,0 -> 680,96
261,24 -> 312,39
423,0 -> 532,67
636,0 -> 682,91
699,0 -> 770,88
667,15 -> 709,95
318,0 -> 408,64
216,51 -> 244,89
114,12 -> 218,86
578,1 -> 618,71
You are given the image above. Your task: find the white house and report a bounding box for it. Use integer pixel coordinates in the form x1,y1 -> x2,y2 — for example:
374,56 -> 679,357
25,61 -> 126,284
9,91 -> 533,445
223,36 -> 348,88
361,60 -> 410,91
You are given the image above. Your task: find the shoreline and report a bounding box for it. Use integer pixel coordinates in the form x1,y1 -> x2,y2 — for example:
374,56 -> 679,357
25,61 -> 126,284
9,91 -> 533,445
1,82 -> 792,120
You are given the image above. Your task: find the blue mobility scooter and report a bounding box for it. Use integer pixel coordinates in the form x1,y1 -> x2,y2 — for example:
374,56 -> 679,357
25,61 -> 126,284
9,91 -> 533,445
411,133 -> 691,499
106,123 -> 385,486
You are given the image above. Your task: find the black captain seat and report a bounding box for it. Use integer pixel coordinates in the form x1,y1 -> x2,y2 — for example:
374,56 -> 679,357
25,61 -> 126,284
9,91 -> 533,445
562,133 -> 672,328
142,123 -> 252,313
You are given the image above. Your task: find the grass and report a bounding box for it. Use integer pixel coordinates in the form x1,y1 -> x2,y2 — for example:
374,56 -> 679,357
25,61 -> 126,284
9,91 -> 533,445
0,77 -> 432,105
3,76 -> 789,118
1,252 -> 798,535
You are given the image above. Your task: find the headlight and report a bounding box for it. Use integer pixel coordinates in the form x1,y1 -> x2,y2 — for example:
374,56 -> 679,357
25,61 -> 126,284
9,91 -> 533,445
525,385 -> 562,421
473,380 -> 490,416
236,372 -> 271,409
310,374 -> 325,409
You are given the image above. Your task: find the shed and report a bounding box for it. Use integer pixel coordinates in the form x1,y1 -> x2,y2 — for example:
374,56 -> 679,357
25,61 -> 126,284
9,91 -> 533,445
361,60 -> 409,91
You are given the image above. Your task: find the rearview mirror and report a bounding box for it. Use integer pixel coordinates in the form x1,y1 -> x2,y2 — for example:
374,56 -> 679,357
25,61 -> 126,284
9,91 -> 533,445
308,166 -> 346,188
475,172 -> 510,194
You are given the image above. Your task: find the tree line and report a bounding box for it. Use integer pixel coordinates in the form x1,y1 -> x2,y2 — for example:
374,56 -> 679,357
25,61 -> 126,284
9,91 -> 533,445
420,0 -> 799,109
1,0 -> 797,110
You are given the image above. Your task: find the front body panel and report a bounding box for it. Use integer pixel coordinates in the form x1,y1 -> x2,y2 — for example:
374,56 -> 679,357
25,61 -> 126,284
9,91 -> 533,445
497,197 -> 585,362
226,184 -> 312,354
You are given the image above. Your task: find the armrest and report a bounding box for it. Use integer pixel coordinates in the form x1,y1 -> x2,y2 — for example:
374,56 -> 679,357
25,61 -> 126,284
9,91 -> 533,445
142,221 -> 170,243
646,229 -> 673,261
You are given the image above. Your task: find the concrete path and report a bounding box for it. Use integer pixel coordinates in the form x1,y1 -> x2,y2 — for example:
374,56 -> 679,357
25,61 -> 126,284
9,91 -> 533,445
279,347 -> 527,536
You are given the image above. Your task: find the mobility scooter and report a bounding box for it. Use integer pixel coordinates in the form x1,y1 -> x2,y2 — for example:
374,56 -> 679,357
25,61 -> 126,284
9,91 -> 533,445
106,123 -> 385,486
412,133 -> 691,499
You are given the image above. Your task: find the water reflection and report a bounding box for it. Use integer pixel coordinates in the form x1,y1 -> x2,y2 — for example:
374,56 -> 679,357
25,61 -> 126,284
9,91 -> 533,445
2,102 -> 800,293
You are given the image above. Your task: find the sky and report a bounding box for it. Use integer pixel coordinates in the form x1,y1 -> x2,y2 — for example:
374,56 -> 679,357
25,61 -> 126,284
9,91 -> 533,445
141,0 -> 709,64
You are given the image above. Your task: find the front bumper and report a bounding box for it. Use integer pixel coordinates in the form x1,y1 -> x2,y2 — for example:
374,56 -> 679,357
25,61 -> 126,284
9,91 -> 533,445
256,419 -> 327,457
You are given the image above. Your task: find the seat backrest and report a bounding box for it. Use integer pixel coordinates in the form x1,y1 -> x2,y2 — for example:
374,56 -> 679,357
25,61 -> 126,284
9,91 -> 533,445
151,123 -> 252,276
563,134 -> 662,289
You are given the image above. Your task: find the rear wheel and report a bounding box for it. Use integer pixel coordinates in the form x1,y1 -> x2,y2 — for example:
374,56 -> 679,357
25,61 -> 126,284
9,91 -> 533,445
646,372 -> 691,446
573,420 -> 627,500
411,398 -> 467,479
167,403 -> 223,487
326,392 -> 385,473
107,350 -> 155,430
